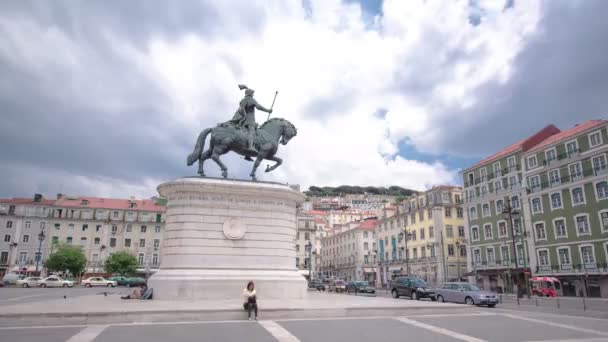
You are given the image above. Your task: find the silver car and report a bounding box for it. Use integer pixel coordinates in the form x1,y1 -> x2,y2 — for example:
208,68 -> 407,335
434,282 -> 498,307
17,277 -> 42,288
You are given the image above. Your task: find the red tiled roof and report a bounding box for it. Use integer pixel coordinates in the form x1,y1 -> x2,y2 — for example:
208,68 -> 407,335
306,210 -> 329,216
356,219 -> 378,230
0,198 -> 56,206
54,197 -> 165,212
526,120 -> 607,154
314,217 -> 327,224
466,124 -> 561,171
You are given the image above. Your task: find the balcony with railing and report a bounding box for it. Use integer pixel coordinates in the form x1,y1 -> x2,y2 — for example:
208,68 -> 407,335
529,166 -> 603,194
535,263 -> 608,275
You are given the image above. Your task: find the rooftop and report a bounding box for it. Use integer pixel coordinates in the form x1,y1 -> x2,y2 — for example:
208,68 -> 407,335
0,195 -> 166,212
525,119 -> 607,154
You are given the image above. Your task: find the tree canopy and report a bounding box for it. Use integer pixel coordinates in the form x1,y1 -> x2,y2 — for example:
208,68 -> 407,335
104,251 -> 138,276
304,185 -> 415,197
44,244 -> 87,276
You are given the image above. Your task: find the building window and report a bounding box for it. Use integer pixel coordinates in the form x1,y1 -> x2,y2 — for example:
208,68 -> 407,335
469,207 -> 477,220
420,247 -> 426,258
580,245 -> 595,266
153,254 -> 159,266
596,181 -> 608,200
138,253 -> 144,265
508,156 -> 516,169
538,250 -> 549,267
154,239 -> 160,249
482,204 -> 490,217
456,208 -> 463,218
411,214 -> 416,224
111,225 -> 118,233
52,236 -> 58,244
600,211 -> 608,232
593,155 -> 607,174
25,221 -> 31,229
589,131 -> 602,147
40,222 -> 45,229
141,226 -> 147,233
571,187 -> 586,206
5,221 -> 12,228
419,211 -> 424,221
429,226 -> 434,238
305,232 -> 310,240
554,219 -> 567,238
501,246 -> 510,264
496,200 -> 504,214
471,226 -> 479,241
80,237 -> 87,246
110,238 -> 116,247
569,162 -> 583,180
494,180 -> 502,191
445,208 -> 451,218
126,224 -> 132,232
413,248 -> 418,259
125,239 -> 131,247
493,162 -> 502,177
498,221 -> 507,237
575,215 -> 590,236
82,224 -> 88,232
545,149 -> 557,164
94,237 -> 100,245
487,247 -> 495,264
66,237 -> 73,244
428,209 -> 433,219
18,252 -> 27,264
458,226 -> 465,237
509,176 -> 517,187
527,155 -> 538,169
95,225 -> 101,232
558,247 -> 571,268
446,225 -> 453,238
155,225 -> 161,233
113,211 -> 119,218
550,193 -> 563,210
535,222 -> 546,241
484,224 -> 492,240
139,239 -> 146,247
448,245 -> 454,256
411,230 -> 416,241
511,196 -> 520,209
532,198 -> 543,214
481,185 -> 487,195
566,140 -> 578,156
3,234 -> 11,242
364,242 -> 369,250
529,176 -> 541,190
22,235 -> 29,243
419,228 -> 425,240
549,169 -> 560,185
473,249 -> 481,265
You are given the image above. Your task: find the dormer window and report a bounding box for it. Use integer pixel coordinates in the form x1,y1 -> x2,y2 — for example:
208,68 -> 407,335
129,202 -> 137,208
81,199 -> 89,205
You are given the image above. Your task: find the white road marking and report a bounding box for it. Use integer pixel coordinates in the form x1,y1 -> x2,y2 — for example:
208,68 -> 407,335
64,325 -> 108,342
258,320 -> 301,342
0,313 -> 494,330
395,317 -> 487,342
525,338 -> 608,342
494,308 -> 608,322
500,313 -> 608,337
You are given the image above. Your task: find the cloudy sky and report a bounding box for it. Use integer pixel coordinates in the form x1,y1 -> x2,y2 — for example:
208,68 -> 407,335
1,0 -> 606,199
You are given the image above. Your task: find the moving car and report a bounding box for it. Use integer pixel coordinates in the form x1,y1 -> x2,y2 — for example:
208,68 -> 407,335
17,277 -> 42,288
39,276 -> 75,288
109,276 -> 146,287
2,273 -> 22,286
347,281 -> 375,295
81,277 -> 118,287
328,279 -> 347,293
390,276 -> 435,300
434,282 -> 498,307
308,280 -> 326,291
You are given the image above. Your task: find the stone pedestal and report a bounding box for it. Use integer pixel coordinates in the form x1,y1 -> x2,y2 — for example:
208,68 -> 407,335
148,177 -> 307,300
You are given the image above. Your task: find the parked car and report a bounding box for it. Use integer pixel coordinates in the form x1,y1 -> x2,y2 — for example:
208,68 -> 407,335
308,280 -> 326,291
39,276 -> 75,288
17,277 -> 43,288
81,277 -> 117,287
434,282 -> 498,307
347,281 -> 375,295
328,279 -> 347,293
2,273 -> 22,286
390,276 -> 435,300
109,276 -> 146,287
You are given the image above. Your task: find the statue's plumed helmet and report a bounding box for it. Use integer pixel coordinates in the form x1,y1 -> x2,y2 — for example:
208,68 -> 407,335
239,84 -> 255,96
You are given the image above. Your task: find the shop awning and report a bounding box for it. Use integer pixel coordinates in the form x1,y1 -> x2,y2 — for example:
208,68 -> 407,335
11,266 -> 37,272
388,266 -> 402,272
363,268 -> 375,273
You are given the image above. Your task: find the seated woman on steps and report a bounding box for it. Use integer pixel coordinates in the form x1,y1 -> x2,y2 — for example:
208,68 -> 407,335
242,281 -> 258,320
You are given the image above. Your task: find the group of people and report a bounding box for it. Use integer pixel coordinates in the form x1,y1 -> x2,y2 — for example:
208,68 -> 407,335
121,284 -> 153,300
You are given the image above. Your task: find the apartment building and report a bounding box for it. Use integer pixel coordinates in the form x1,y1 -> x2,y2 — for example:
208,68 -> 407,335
295,213 -> 316,280
523,120 -> 608,297
0,194 -> 166,276
320,218 -> 377,282
375,210 -> 402,286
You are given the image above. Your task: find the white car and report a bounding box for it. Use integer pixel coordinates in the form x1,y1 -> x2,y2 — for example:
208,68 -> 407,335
81,277 -> 117,287
39,276 -> 75,288
17,277 -> 43,288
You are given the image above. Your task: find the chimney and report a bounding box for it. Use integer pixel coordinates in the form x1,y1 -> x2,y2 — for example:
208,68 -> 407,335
56,193 -> 64,200
34,194 -> 43,202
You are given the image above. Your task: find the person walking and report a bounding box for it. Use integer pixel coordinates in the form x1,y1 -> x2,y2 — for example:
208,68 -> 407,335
242,281 -> 258,321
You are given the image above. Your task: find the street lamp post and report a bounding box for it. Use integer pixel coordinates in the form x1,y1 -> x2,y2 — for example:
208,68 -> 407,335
399,229 -> 412,276
306,241 -> 312,281
456,241 -> 461,281
35,227 -> 46,274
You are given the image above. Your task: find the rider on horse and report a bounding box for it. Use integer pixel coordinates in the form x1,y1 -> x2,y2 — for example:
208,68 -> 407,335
227,85 -> 273,157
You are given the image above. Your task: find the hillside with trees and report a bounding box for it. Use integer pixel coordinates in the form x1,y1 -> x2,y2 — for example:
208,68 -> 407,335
304,185 -> 416,197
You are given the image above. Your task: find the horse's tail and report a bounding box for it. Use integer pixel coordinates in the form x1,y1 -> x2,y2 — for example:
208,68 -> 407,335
186,128 -> 213,166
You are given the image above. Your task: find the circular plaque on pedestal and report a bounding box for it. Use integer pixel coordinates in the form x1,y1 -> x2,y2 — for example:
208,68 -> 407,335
222,218 -> 247,240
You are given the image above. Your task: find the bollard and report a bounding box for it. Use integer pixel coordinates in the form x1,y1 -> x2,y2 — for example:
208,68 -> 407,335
535,297 -> 538,306
582,296 -> 586,311
556,296 -> 560,309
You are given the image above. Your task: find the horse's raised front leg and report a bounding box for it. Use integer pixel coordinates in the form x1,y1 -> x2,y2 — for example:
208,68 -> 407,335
264,156 -> 283,173
250,155 -> 264,181
211,147 -> 228,178
198,149 -> 213,177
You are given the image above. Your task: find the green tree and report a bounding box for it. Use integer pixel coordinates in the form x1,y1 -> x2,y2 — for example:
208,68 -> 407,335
44,244 -> 87,277
104,251 -> 138,276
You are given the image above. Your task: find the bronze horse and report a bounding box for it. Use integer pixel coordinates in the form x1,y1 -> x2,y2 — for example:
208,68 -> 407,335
186,118 -> 297,181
